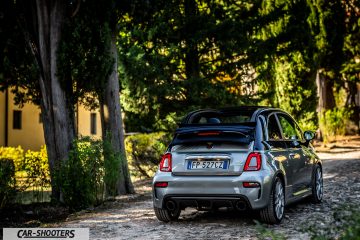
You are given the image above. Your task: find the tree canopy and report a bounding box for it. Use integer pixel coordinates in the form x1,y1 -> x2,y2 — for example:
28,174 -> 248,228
0,0 -> 359,203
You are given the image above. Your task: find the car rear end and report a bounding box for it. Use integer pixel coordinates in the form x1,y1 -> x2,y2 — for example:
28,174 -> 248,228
152,112 -> 274,213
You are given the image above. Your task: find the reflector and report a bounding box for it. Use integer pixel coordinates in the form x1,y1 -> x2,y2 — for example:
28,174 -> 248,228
243,182 -> 260,188
155,182 -> 168,188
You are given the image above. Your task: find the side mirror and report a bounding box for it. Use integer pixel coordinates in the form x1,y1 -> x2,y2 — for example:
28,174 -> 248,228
290,135 -> 300,147
304,131 -> 315,141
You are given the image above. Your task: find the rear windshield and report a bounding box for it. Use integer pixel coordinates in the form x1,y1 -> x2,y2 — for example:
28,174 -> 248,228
186,110 -> 256,124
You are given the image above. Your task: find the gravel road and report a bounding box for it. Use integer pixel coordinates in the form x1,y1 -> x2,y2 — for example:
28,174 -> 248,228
59,149 -> 360,240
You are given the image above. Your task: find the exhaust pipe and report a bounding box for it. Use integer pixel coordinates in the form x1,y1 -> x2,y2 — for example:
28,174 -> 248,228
166,200 -> 176,211
235,201 -> 246,211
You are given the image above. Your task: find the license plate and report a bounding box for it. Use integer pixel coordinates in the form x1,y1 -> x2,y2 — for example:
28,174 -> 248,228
187,160 -> 228,169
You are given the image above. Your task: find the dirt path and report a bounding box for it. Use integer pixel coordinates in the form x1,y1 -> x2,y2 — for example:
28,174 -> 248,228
57,150 -> 360,240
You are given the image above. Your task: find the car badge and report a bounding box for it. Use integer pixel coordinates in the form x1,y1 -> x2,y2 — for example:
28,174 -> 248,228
206,142 -> 214,149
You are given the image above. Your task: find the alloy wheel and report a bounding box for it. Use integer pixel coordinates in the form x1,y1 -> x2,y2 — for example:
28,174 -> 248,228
274,181 -> 285,220
316,168 -> 323,200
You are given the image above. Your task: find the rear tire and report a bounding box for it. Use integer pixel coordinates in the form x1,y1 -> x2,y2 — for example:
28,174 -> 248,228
154,207 -> 181,222
260,177 -> 285,224
311,165 -> 323,203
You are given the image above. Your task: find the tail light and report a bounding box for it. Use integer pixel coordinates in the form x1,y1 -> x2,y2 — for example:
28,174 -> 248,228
154,182 -> 168,188
243,182 -> 260,188
244,152 -> 261,171
160,153 -> 172,172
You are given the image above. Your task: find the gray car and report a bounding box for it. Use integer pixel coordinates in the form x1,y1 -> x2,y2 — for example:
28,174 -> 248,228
152,107 -> 323,224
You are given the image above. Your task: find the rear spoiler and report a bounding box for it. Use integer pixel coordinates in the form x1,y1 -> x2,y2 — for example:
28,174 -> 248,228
170,123 -> 255,147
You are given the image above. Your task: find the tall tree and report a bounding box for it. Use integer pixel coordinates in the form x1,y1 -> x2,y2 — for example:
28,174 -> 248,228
0,0 -> 40,106
118,0 -> 291,132
256,0 -> 319,129
1,0 -> 76,201
36,0 -> 76,201
341,0 -> 360,130
101,34 -> 134,194
308,0 -> 346,112
58,0 -> 134,194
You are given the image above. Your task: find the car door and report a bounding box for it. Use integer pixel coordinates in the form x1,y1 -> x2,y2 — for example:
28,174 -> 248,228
293,122 -> 314,188
264,113 -> 294,198
277,113 -> 311,195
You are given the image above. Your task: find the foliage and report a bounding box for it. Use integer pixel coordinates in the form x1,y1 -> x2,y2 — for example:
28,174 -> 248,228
319,107 -> 352,142
341,0 -> 360,84
309,0 -> 346,76
254,220 -> 286,240
118,0 -> 297,132
298,112 -> 318,132
339,208 -> 360,240
56,137 -> 105,211
0,139 -> 128,209
103,136 -> 121,197
304,204 -> 360,240
0,146 -> 50,192
23,146 -> 50,191
117,0 -> 352,134
256,204 -> 360,240
0,158 -> 16,208
0,133 -> 169,208
255,0 -> 320,129
1,0 -> 359,207
55,136 -> 127,210
271,52 -> 318,130
0,0 -> 41,106
2,0 -> 134,200
57,0 -> 114,109
58,0 -> 134,195
125,132 -> 171,178
0,146 -> 25,171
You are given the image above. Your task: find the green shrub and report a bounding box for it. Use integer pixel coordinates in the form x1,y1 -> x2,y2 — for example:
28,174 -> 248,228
103,137 -> 121,197
0,158 -> 16,208
0,146 -> 25,171
0,146 -> 51,193
319,107 -> 352,142
340,214 -> 360,240
298,111 -> 318,132
57,137 -> 105,211
255,220 -> 286,240
125,132 -> 171,178
23,146 -> 50,190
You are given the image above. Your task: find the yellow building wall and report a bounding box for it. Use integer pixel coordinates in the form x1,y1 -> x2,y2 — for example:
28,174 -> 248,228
8,91 -> 45,151
77,105 -> 102,139
1,89 -> 102,150
0,91 -> 5,146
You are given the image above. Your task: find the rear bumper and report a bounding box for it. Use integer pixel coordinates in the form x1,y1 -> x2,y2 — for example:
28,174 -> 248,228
152,170 -> 273,210
161,194 -> 251,211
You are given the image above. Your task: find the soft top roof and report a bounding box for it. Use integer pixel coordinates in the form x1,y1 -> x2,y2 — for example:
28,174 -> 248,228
180,106 -> 269,125
170,124 -> 256,147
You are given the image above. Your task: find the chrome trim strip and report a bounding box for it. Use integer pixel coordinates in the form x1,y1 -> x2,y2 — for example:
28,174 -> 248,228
185,155 -> 231,161
172,172 -> 241,176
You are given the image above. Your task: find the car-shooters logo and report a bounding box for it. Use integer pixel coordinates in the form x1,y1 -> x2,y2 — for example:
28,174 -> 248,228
3,228 -> 89,240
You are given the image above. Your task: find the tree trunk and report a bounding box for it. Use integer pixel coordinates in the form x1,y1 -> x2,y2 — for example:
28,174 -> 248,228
316,70 -> 336,140
316,70 -> 336,112
101,35 -> 134,195
184,0 -> 201,106
35,0 -> 75,201
346,81 -> 360,134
